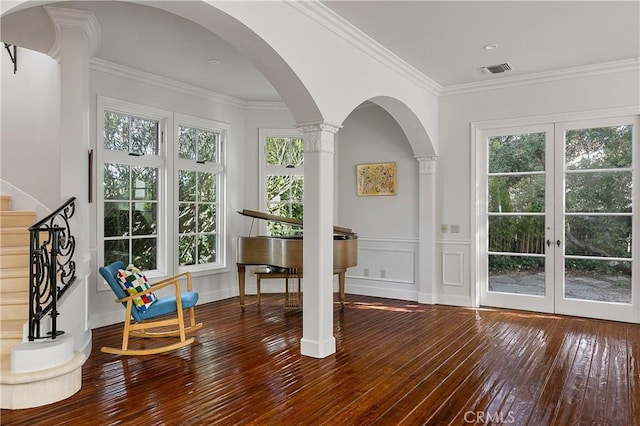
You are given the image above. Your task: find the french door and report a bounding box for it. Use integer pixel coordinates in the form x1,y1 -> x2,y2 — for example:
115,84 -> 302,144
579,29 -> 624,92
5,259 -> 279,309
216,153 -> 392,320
478,116 -> 638,323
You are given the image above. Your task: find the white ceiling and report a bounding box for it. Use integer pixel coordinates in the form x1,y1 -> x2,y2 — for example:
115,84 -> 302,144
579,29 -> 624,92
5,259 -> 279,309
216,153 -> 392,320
2,1 -> 639,101
322,1 -> 640,87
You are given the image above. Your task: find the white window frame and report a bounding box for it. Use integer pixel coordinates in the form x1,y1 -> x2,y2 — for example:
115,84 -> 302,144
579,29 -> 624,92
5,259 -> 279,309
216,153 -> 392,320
97,96 -> 171,281
97,97 -> 229,291
174,113 -> 228,274
258,128 -> 304,235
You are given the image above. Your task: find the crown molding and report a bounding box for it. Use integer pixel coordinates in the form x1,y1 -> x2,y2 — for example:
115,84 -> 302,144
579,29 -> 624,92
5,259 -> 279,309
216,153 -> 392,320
441,58 -> 640,97
89,58 -> 289,111
287,1 -> 442,97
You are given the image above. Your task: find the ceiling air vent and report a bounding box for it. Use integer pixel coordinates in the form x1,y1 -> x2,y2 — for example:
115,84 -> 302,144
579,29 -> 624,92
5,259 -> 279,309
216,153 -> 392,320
480,62 -> 513,75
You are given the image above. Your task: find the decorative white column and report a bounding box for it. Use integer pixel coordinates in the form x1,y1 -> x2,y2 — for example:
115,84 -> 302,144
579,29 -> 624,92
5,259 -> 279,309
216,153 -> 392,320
297,123 -> 340,358
416,156 -> 437,304
45,6 -> 100,352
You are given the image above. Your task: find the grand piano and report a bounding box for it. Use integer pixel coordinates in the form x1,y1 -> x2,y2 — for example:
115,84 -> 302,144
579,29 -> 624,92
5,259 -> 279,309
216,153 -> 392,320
236,209 -> 358,308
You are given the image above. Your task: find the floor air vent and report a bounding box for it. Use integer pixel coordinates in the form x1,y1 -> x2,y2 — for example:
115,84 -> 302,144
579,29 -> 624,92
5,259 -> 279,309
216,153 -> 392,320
480,62 -> 513,74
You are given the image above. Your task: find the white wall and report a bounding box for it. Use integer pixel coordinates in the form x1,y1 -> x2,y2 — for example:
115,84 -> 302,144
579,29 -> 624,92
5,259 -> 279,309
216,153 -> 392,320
437,68 -> 640,306
337,103 -> 420,300
1,47 -> 61,210
338,104 -> 418,238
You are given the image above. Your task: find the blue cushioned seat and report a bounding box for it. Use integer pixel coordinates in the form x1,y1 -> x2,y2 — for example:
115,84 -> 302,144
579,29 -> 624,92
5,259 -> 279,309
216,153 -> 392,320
138,291 -> 199,321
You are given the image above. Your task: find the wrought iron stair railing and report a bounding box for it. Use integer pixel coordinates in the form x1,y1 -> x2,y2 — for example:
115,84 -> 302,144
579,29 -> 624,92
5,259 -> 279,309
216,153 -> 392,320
28,197 -> 77,341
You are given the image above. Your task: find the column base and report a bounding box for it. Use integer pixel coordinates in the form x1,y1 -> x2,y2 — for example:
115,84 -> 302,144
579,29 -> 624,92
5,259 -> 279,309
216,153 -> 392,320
300,336 -> 336,358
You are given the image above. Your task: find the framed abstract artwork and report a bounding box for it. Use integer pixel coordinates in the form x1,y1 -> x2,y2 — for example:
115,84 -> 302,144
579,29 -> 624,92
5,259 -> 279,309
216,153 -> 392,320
356,162 -> 397,196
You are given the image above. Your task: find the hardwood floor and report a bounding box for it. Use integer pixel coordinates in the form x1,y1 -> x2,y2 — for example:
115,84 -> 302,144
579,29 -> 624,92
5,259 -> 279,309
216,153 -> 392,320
2,294 -> 639,425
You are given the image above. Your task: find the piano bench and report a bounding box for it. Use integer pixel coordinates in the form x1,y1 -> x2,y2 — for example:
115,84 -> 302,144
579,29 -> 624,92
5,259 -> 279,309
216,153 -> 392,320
255,269 -> 302,307
253,268 -> 347,308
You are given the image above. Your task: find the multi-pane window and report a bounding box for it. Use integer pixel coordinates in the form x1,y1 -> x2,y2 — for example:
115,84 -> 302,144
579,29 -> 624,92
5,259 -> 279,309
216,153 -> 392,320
177,125 -> 221,266
98,98 -> 227,279
102,111 -> 161,270
262,133 -> 304,236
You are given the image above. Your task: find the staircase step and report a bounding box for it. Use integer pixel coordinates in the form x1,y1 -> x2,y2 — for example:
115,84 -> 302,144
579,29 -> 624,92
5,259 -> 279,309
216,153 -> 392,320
0,246 -> 30,268
0,320 -> 24,339
0,195 -> 10,211
0,227 -> 29,247
0,267 -> 29,293
1,291 -> 28,306
0,304 -> 29,321
0,338 -> 23,354
0,211 -> 36,228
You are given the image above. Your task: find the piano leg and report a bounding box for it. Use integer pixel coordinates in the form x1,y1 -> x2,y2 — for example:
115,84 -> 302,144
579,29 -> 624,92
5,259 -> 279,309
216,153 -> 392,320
256,274 -> 261,306
237,264 -> 246,309
337,269 -> 346,308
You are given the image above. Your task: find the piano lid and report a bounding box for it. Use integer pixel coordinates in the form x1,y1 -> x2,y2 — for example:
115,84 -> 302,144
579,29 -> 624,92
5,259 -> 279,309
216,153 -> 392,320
238,209 -> 355,236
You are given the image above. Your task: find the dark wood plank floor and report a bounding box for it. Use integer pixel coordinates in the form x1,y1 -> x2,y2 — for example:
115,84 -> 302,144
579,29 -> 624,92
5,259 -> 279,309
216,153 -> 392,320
2,294 -> 639,425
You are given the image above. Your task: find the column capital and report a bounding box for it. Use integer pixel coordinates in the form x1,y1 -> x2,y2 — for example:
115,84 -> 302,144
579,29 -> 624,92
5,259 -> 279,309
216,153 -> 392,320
44,6 -> 102,61
415,155 -> 437,175
296,122 -> 341,154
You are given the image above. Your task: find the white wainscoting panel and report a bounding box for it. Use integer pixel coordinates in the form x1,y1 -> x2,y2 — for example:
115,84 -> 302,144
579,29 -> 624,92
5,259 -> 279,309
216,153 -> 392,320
346,237 -> 419,301
436,239 -> 472,307
442,252 -> 464,287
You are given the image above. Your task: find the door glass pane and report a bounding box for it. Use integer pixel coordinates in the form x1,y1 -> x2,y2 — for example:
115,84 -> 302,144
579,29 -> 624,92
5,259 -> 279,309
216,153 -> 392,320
487,132 -> 547,296
488,175 -> 545,213
563,125 -> 633,303
488,216 -> 546,296
565,216 -> 631,258
565,259 -> 631,303
488,133 -> 545,173
489,255 -> 545,295
565,171 -> 631,213
565,125 -> 632,170
488,216 -> 546,254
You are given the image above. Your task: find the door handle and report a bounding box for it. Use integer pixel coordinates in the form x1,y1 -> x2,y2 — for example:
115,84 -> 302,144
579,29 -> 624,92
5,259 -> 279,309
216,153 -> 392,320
556,240 -> 561,247
546,240 -> 551,247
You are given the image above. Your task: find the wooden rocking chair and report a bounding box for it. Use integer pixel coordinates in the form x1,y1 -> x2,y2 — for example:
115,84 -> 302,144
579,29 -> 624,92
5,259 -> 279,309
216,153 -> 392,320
99,261 -> 203,356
